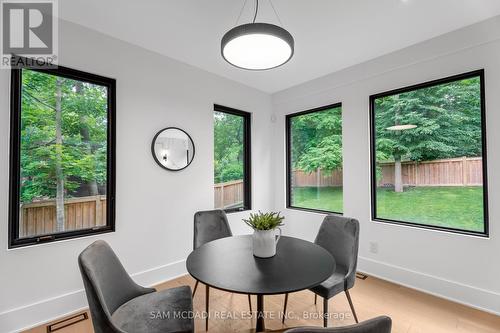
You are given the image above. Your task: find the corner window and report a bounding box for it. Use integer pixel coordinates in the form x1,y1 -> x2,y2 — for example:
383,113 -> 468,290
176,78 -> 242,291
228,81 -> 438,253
286,104 -> 343,214
9,61 -> 116,248
370,70 -> 488,236
213,105 -> 251,212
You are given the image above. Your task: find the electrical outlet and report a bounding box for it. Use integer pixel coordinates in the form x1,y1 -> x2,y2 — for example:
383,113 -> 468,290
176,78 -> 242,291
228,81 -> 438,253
369,241 -> 378,254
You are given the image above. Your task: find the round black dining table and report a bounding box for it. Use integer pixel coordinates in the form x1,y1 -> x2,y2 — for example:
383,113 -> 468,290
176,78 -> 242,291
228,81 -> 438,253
186,235 -> 335,332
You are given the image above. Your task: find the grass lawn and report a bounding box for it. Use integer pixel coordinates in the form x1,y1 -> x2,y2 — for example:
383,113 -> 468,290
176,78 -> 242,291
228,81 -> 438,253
291,186 -> 484,232
291,187 -> 343,213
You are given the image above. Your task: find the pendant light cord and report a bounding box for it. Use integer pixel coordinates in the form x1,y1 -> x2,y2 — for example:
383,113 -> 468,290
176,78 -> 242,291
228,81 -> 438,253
235,0 -> 283,26
269,0 -> 284,26
253,0 -> 259,23
235,0 -> 249,26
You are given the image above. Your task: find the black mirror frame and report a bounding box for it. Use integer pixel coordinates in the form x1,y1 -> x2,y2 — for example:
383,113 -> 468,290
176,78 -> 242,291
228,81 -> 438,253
151,127 -> 196,171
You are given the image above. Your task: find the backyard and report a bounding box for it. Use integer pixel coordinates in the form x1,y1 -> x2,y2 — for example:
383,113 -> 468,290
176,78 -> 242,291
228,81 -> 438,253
287,73 -> 486,234
292,186 -> 484,232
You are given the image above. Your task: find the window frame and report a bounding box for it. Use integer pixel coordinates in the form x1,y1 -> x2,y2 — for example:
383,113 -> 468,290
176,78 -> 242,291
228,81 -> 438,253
8,59 -> 117,248
213,104 -> 252,213
286,102 -> 344,215
369,69 -> 489,237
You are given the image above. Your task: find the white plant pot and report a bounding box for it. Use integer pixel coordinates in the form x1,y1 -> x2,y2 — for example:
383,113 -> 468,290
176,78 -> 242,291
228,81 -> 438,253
252,228 -> 282,258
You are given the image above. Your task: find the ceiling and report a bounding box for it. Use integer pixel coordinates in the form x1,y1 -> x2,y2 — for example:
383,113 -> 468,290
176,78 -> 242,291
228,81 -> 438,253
58,0 -> 500,93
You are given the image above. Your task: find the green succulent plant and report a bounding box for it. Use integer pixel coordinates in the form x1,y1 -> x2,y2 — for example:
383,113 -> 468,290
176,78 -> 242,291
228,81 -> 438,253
243,211 -> 285,231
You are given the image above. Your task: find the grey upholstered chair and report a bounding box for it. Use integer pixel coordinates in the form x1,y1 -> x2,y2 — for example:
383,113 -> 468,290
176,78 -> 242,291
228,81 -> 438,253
283,215 -> 360,327
284,316 -> 391,333
79,240 -> 194,333
193,209 -> 252,330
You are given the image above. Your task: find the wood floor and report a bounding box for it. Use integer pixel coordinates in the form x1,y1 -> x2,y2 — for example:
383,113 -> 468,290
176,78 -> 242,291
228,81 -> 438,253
24,274 -> 500,333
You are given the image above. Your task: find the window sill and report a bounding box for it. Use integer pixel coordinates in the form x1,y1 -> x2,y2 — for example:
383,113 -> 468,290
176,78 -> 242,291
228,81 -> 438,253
286,206 -> 344,216
371,218 -> 489,239
8,227 -> 115,250
224,208 -> 251,214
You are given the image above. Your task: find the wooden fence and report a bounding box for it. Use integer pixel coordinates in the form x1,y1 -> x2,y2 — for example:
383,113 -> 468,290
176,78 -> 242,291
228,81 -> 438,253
292,157 -> 483,188
19,195 -> 106,237
214,180 -> 244,209
292,169 -> 343,187
378,157 -> 482,187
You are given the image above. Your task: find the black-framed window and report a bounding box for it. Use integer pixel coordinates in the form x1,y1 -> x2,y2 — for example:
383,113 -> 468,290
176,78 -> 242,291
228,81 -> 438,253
370,70 -> 488,236
9,60 -> 116,248
286,103 -> 343,214
213,104 -> 251,212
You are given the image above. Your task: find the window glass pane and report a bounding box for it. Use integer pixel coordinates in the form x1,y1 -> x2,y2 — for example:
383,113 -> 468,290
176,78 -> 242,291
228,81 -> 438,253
19,69 -> 109,238
372,73 -> 487,234
289,105 -> 343,213
214,110 -> 248,210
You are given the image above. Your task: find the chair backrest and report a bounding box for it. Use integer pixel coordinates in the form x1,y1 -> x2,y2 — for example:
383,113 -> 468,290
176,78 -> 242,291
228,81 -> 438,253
284,316 -> 391,333
314,215 -> 360,289
78,240 -> 153,333
193,209 -> 232,249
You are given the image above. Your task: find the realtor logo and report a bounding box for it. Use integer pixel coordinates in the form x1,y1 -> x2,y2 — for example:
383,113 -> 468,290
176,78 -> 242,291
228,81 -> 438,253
1,0 -> 58,68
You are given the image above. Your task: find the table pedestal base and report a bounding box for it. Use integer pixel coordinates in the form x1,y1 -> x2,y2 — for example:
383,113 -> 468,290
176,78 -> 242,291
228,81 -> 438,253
256,294 -> 265,332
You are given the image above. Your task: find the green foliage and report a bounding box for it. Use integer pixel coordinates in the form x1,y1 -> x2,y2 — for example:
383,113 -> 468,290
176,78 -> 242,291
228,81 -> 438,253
243,211 -> 285,231
20,69 -> 108,203
217,163 -> 243,184
291,107 -> 342,173
288,78 -> 482,181
214,111 -> 244,183
374,77 -> 482,163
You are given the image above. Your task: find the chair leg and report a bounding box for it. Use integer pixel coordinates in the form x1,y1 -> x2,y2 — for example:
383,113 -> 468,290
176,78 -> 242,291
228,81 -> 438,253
248,294 -> 252,312
205,285 -> 209,331
193,280 -> 199,297
345,290 -> 359,323
282,293 -> 289,324
323,297 -> 328,328
314,293 -> 317,305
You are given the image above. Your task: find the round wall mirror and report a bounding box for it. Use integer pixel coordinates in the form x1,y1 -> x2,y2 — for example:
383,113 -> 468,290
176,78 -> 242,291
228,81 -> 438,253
151,127 -> 195,171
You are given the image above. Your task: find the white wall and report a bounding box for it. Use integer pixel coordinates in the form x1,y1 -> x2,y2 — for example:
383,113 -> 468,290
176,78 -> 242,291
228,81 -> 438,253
271,16 -> 500,315
0,20 -> 273,332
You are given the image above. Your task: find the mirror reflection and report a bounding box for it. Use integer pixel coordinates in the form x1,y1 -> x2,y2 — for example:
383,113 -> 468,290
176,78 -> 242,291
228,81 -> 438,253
152,128 -> 195,171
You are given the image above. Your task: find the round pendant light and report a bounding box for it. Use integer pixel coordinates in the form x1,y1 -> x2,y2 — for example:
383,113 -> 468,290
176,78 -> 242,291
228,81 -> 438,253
221,0 -> 294,70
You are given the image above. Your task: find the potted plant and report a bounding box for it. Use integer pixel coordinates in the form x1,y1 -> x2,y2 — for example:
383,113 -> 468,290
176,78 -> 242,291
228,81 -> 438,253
243,211 -> 285,258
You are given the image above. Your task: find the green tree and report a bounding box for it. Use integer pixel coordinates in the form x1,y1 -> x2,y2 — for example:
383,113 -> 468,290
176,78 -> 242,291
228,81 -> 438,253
214,111 -> 244,183
374,77 -> 482,192
20,69 -> 108,230
290,107 -> 342,173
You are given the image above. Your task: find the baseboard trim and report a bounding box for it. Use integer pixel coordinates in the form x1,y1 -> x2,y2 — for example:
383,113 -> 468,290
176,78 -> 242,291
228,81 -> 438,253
358,256 -> 500,316
4,256 -> 499,332
0,259 -> 187,333
130,258 -> 188,288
